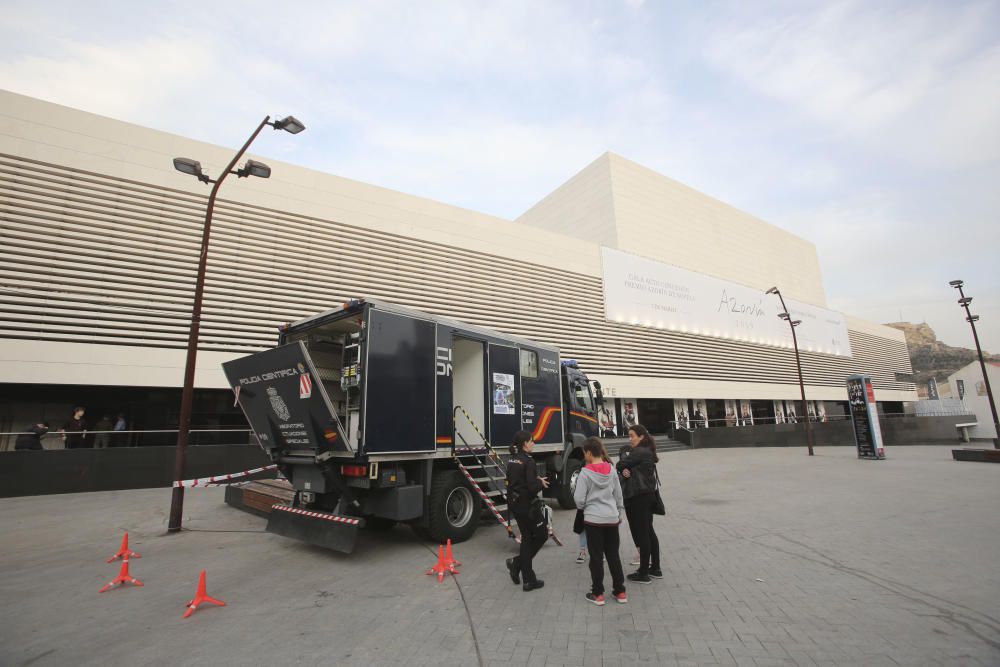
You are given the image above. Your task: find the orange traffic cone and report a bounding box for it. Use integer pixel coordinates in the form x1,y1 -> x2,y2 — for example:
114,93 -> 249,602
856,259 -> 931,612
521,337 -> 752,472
443,539 -> 461,571
99,559 -> 144,593
425,545 -> 450,582
106,531 -> 141,562
183,570 -> 226,619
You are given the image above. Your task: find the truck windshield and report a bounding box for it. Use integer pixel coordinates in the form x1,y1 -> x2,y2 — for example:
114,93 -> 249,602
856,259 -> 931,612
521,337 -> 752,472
573,382 -> 595,414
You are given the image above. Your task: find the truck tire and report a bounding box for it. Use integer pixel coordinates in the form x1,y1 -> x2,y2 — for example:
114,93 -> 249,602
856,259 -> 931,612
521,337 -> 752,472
427,470 -> 481,543
556,457 -> 583,509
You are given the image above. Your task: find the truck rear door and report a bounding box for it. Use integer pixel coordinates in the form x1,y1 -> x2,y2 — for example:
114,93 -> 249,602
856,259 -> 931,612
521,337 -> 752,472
488,343 -> 521,447
222,341 -> 353,457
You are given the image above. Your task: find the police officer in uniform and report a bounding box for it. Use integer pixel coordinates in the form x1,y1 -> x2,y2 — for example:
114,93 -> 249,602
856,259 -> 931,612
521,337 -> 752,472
505,430 -> 549,592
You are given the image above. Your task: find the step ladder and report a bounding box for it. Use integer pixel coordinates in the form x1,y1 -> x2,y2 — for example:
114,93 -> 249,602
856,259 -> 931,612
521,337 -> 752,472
452,406 -> 514,539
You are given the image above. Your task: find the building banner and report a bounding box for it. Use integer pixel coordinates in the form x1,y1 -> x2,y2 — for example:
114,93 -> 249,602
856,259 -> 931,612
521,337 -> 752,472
847,374 -> 885,460
692,400 -> 709,428
927,377 -> 939,400
601,247 -> 852,356
620,401 -> 639,431
773,400 -> 785,424
815,401 -> 827,422
673,401 -> 690,430
598,405 -> 618,438
956,379 -> 966,401
724,399 -> 739,426
784,400 -> 800,424
739,400 -> 754,425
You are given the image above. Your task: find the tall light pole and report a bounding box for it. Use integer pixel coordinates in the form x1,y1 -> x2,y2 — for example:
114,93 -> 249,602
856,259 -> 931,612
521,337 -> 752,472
949,280 -> 999,449
766,286 -> 815,456
168,115 -> 306,533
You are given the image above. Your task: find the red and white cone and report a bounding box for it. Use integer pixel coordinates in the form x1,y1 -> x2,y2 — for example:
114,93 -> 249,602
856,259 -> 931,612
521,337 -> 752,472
106,531 -> 141,562
443,539 -> 461,572
183,570 -> 226,619
99,559 -> 144,593
425,545 -> 451,582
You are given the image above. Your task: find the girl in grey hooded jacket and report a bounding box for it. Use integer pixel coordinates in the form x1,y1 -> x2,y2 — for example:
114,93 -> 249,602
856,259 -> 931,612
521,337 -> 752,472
574,437 -> 627,605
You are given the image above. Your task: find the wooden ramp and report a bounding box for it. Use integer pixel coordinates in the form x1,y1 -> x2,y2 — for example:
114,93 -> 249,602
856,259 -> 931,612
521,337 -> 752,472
224,479 -> 294,518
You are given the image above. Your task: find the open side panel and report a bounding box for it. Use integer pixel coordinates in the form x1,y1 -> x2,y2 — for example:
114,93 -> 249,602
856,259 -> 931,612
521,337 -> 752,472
362,308 -> 437,454
222,341 -> 353,457
453,337 -> 487,445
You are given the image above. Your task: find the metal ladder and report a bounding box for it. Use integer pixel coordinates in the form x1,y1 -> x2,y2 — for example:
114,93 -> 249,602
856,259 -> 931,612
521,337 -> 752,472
452,406 -> 514,539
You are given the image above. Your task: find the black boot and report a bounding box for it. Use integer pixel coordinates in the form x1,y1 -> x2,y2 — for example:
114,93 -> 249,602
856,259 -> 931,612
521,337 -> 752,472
506,557 -> 520,585
522,579 -> 544,592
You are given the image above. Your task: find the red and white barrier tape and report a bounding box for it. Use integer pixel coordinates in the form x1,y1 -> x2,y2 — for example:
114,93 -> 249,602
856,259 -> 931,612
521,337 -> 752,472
271,504 -> 362,525
173,464 -> 277,488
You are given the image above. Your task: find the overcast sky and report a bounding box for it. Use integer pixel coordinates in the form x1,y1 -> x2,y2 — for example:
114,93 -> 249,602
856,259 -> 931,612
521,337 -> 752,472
2,0 -> 997,352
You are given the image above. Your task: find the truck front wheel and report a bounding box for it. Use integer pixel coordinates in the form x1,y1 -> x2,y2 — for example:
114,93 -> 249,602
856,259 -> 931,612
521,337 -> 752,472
427,470 -> 482,543
556,457 -> 583,509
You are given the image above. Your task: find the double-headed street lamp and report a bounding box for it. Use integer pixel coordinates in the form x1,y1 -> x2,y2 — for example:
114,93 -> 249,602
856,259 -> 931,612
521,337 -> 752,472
949,280 -> 999,449
766,286 -> 815,456
168,115 -> 306,533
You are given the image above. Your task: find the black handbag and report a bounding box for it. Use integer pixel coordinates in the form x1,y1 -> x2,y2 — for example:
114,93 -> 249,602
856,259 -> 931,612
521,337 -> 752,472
573,509 -> 585,534
652,469 -> 666,516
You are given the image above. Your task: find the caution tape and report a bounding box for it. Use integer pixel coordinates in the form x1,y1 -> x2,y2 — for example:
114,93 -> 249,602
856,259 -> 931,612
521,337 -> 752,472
173,464 -> 277,488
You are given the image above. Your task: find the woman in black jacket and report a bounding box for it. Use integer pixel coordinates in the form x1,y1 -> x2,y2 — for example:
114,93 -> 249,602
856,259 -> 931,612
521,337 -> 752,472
505,430 -> 549,591
617,424 -> 661,584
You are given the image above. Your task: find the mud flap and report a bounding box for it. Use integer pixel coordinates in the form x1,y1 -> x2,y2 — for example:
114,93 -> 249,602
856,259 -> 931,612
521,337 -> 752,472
266,505 -> 366,554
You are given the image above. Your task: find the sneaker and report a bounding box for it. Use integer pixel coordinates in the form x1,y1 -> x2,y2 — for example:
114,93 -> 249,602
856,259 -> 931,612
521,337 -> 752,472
626,572 -> 653,585
614,591 -> 628,604
649,568 -> 663,579
506,558 -> 520,585
585,592 -> 605,606
575,549 -> 587,564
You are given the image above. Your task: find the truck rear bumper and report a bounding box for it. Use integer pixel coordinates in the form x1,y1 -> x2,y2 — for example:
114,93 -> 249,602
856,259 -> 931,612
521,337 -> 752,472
266,505 -> 365,553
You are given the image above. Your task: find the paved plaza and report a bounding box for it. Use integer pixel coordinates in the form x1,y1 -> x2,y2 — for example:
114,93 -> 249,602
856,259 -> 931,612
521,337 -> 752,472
1,444 -> 998,666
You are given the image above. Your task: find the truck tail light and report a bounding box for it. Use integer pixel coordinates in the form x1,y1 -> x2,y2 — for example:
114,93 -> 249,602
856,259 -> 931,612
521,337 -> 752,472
342,464 -> 368,478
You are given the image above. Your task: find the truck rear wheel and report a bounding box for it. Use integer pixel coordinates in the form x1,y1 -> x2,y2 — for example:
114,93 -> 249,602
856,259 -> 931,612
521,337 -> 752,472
556,457 -> 583,509
427,470 -> 481,543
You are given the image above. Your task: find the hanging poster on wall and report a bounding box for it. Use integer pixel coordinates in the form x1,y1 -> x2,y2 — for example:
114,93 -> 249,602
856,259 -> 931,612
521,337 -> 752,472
724,400 -> 739,426
598,404 -> 618,438
739,400 -> 754,425
847,374 -> 885,460
692,400 -> 709,428
673,401 -> 690,430
620,401 -> 639,430
784,401 -> 800,424
773,401 -> 786,424
492,373 -> 515,415
815,401 -> 827,422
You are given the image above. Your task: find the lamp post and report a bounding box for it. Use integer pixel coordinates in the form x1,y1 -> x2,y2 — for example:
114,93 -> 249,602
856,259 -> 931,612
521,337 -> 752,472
168,115 -> 306,533
949,280 -> 999,448
766,286 -> 815,456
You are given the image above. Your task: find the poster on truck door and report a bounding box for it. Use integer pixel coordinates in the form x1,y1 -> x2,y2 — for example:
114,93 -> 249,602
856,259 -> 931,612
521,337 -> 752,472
492,373 -> 515,414
847,374 -> 885,459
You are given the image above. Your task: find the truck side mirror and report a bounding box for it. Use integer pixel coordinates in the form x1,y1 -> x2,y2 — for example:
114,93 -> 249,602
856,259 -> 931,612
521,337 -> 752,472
592,381 -> 605,406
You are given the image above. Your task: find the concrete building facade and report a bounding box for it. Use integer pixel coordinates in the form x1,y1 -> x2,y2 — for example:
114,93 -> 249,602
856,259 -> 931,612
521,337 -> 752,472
0,91 -> 916,444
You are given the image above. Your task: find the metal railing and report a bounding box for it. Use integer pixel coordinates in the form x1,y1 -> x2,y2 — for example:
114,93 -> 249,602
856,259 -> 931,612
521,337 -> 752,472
0,428 -> 254,452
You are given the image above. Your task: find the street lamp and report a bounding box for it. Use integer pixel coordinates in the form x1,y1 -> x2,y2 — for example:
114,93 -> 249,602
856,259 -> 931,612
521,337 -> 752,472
949,280 -> 999,448
766,286 -> 815,456
168,114 -> 306,533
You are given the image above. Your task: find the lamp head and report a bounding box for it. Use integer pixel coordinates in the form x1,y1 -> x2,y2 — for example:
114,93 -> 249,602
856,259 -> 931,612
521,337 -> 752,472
958,297 -> 972,306
778,312 -> 791,320
967,315 -> 980,323
173,157 -> 210,184
272,115 -> 306,134
949,279 -> 963,288
765,286 -> 779,295
790,320 -> 802,327
234,159 -> 271,179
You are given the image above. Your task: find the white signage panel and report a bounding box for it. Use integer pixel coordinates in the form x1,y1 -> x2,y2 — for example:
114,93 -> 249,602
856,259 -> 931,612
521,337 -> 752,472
601,248 -> 852,356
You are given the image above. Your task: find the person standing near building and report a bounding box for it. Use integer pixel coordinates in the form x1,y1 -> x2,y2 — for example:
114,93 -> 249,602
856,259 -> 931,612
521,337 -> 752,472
505,430 -> 549,592
60,406 -> 88,449
113,413 -> 127,446
15,422 -> 49,450
575,437 -> 627,605
94,414 -> 114,448
617,424 -> 662,584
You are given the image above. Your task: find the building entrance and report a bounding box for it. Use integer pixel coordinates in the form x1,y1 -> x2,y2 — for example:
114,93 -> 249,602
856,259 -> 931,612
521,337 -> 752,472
636,399 -> 674,434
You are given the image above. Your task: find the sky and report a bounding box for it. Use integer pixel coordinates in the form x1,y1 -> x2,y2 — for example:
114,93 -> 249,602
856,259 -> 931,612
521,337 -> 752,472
2,0 -> 997,352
